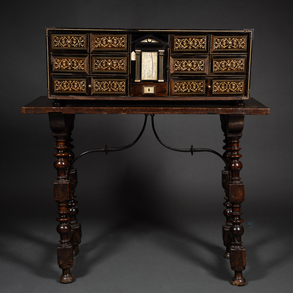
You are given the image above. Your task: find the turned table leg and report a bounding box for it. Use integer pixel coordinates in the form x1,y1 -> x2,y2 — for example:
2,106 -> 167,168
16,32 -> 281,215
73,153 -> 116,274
66,119 -> 82,257
49,113 -> 75,284
220,114 -> 246,286
220,118 -> 233,259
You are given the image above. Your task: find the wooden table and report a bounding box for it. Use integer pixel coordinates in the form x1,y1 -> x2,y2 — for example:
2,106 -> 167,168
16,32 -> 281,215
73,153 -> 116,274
22,96 -> 269,286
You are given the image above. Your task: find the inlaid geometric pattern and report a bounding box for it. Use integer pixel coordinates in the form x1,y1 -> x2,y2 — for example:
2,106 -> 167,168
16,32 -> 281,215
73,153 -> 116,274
212,80 -> 245,94
51,35 -> 87,49
173,36 -> 207,51
212,36 -> 246,51
54,79 -> 87,93
52,57 -> 87,72
213,58 -> 245,73
173,80 -> 205,94
93,79 -> 126,94
93,57 -> 127,73
92,35 -> 127,50
173,59 -> 206,73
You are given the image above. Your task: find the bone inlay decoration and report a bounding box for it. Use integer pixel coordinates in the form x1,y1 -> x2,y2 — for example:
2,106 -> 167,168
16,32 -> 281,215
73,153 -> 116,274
93,57 -> 127,72
173,80 -> 205,94
54,79 -> 87,93
212,80 -> 244,94
94,80 -> 126,94
173,36 -> 207,51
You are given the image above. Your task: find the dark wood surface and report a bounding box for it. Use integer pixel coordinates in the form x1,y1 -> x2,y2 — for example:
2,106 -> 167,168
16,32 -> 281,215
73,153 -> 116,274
22,96 -> 270,115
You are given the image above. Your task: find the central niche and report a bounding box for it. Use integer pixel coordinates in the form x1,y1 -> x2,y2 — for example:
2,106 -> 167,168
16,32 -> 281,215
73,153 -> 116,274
141,51 -> 158,81
132,34 -> 167,83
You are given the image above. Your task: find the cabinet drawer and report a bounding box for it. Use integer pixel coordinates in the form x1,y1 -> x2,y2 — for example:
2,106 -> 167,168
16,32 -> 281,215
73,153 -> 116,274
52,77 -> 88,94
170,79 -> 206,95
170,56 -> 208,75
91,78 -> 127,95
91,56 -> 128,74
172,35 -> 208,52
91,34 -> 127,51
211,56 -> 247,74
51,34 -> 88,50
130,82 -> 167,97
51,56 -> 89,74
211,35 -> 247,52
212,79 -> 246,95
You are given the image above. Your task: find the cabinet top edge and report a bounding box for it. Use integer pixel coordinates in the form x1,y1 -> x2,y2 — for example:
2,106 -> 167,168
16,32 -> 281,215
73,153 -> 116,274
46,27 -> 254,34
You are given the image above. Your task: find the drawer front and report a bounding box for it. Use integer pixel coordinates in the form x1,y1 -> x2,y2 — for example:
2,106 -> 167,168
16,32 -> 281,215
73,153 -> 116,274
92,78 -> 127,95
130,82 -> 167,97
212,56 -> 247,74
212,79 -> 245,95
211,35 -> 247,52
51,34 -> 88,50
52,78 -> 87,94
172,35 -> 208,52
92,56 -> 128,73
170,57 -> 208,75
170,79 -> 206,95
51,56 -> 89,73
91,34 -> 127,51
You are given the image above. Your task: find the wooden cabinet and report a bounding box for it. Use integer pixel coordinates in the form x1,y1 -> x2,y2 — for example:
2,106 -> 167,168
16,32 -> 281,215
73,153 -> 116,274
46,28 -> 253,101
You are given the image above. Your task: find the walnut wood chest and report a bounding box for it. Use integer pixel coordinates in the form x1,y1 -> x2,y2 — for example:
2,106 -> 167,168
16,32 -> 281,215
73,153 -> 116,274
46,28 -> 253,101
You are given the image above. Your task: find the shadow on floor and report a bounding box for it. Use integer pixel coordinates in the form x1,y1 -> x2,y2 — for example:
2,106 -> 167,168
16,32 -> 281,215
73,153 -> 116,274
1,216 -> 292,284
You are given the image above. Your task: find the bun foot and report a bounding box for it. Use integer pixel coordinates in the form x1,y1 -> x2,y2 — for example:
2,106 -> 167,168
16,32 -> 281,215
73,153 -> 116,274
231,271 -> 246,286
59,269 -> 74,284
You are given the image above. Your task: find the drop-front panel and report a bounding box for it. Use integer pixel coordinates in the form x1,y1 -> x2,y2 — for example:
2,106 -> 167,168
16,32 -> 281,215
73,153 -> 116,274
46,28 -> 253,101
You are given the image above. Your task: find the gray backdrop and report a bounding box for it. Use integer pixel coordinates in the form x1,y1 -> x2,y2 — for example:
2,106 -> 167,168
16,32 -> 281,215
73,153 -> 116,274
1,0 -> 292,292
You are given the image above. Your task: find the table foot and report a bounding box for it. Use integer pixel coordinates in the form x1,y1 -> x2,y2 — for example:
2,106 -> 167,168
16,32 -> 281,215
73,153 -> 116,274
231,271 -> 246,286
60,269 -> 74,284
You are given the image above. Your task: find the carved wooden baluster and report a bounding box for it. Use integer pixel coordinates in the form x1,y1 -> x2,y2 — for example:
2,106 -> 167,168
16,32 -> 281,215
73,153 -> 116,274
66,118 -> 82,257
222,114 -> 246,286
220,115 -> 233,259
49,113 -> 75,284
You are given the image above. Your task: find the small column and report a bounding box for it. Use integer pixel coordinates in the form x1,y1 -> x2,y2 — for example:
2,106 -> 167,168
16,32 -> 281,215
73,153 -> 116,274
221,114 -> 246,286
158,50 -> 164,82
135,50 -> 141,82
49,113 -> 75,284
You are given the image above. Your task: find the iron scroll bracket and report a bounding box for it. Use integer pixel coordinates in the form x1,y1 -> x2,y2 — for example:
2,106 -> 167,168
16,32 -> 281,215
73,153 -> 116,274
67,114 -> 149,179
67,114 -> 226,178
150,114 -> 226,164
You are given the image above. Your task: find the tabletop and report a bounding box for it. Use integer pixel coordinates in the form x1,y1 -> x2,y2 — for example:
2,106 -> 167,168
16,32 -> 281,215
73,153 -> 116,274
22,96 -> 270,115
